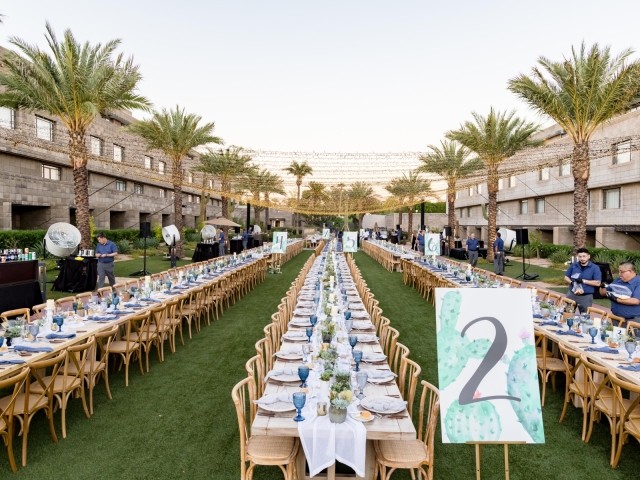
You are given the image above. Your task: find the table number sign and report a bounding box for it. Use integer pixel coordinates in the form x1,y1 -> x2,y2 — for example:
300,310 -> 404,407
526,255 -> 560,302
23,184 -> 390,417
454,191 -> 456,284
435,288 -> 544,444
343,232 -> 358,252
426,234 -> 441,256
271,231 -> 288,253
322,228 -> 330,239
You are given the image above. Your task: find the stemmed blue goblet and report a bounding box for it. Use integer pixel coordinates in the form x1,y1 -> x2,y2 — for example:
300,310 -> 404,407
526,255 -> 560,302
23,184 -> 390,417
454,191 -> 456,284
342,295 -> 348,304
566,317 -> 574,331
298,365 -> 310,388
313,297 -> 319,307
345,319 -> 353,333
588,327 -> 598,344
349,335 -> 358,352
293,392 -> 306,422
625,341 -> 636,362
53,315 -> 64,333
306,327 -> 313,343
72,302 -> 78,315
29,323 -> 39,343
353,349 -> 363,372
112,296 -> 120,309
344,311 -> 352,321
310,315 -> 318,328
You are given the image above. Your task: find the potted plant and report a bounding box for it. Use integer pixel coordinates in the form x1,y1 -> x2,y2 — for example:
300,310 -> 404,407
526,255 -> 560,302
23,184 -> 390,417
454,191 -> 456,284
563,303 -> 575,322
3,325 -> 22,346
539,302 -> 551,317
601,324 -> 614,343
321,323 -> 335,344
319,348 -> 339,371
329,389 -> 354,424
319,370 -> 333,397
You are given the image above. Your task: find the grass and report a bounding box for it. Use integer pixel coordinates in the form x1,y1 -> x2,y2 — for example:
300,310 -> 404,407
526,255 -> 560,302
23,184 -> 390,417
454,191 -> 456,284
472,257 -> 566,284
352,251 -> 640,479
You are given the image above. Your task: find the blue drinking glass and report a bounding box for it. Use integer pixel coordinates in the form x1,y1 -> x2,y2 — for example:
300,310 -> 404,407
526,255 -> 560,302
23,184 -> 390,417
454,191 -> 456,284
54,315 -> 64,332
194,273 -> 199,281
313,297 -> 319,306
588,327 -> 598,344
131,286 -> 137,293
166,281 -> 172,291
315,284 -> 320,291
344,311 -> 352,321
342,295 -> 348,304
293,392 -> 306,422
72,302 -> 78,314
310,315 -> 318,327
113,296 -> 120,308
353,349 -> 363,372
298,366 -> 310,388
341,288 -> 347,295
306,327 -> 313,343
566,317 -> 574,331
349,335 -> 358,352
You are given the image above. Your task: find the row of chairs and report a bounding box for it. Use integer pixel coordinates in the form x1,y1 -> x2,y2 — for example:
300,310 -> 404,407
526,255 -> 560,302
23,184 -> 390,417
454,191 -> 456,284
362,241 -> 401,272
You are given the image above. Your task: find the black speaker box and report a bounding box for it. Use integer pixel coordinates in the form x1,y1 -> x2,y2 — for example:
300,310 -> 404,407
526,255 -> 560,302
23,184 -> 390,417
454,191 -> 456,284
267,225 -> 272,231
139,222 -> 151,238
515,228 -> 529,245
234,226 -> 240,234
444,226 -> 452,237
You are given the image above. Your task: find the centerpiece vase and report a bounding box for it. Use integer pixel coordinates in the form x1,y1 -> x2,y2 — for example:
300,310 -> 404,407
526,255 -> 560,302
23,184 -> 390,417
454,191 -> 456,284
329,406 -> 347,424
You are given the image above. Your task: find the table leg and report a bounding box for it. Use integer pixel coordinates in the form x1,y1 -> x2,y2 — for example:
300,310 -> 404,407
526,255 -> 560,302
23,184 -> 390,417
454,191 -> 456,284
357,440 -> 375,480
296,445 -> 307,479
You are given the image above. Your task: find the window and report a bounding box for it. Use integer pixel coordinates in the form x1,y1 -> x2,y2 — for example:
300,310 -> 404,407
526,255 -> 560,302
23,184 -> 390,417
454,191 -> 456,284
144,156 -> 152,169
475,184 -> 482,195
195,195 -> 200,204
613,140 -> 631,164
559,161 -> 571,176
208,179 -> 213,189
158,161 -> 165,175
467,207 -> 473,217
35,116 -> 53,141
90,136 -> 103,156
113,145 -> 124,162
0,107 -> 15,129
116,180 -> 126,191
603,188 -> 621,209
498,178 -> 504,190
159,188 -> 166,198
519,200 -> 528,215
539,167 -> 549,181
187,194 -> 193,203
42,164 -> 60,180
535,198 -> 545,214
509,176 -> 517,188
187,173 -> 193,184
134,183 -> 143,194
460,208 -> 465,218
468,187 -> 473,196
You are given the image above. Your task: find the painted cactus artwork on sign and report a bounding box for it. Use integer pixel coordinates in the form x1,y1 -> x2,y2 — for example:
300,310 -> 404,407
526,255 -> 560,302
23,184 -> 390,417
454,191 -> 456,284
436,289 -> 544,444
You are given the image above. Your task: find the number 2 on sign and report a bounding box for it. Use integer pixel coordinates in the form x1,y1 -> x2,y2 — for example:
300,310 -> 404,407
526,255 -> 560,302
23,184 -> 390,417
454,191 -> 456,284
458,316 -> 521,406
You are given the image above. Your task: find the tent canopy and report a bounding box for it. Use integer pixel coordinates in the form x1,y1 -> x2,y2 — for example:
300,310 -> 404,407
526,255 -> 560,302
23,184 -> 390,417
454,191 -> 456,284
204,217 -> 241,227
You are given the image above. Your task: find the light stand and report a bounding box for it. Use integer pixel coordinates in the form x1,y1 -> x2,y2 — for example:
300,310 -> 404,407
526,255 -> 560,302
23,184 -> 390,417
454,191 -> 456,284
516,244 -> 539,281
130,235 -> 151,276
170,235 -> 177,268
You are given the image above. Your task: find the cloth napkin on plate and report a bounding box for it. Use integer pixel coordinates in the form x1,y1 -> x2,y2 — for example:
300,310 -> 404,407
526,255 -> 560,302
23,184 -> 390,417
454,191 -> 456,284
540,320 -> 561,326
356,335 -> 378,342
174,285 -> 189,290
362,399 -> 407,412
45,333 -> 77,339
14,344 -> 54,353
124,302 -> 144,308
585,346 -> 620,354
352,321 -> 373,330
362,352 -> 387,362
533,314 -> 545,319
273,347 -> 302,357
140,298 -> 162,303
556,329 -> 583,337
365,370 -> 397,379
284,331 -> 307,339
0,359 -> 26,365
111,309 -> 135,315
254,392 -> 293,405
87,314 -> 118,321
618,364 -> 640,371
163,291 -> 180,295
264,367 -> 299,381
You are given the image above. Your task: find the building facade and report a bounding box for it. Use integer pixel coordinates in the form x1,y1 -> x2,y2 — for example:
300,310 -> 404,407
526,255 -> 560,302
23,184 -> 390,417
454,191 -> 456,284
454,108 -> 640,250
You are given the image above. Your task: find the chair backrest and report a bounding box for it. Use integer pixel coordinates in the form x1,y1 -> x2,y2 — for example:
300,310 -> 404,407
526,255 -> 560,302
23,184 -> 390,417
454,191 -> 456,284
627,320 -> 640,337
381,325 -> 399,362
125,312 -> 151,351
74,292 -> 93,305
0,368 -> 30,427
255,337 -> 273,373
558,343 -> 587,397
92,325 -> 119,372
97,286 -> 113,299
63,336 -> 96,390
31,303 -> 47,320
547,292 -> 562,306
580,353 -> 614,404
610,370 -> 640,432
149,304 -> 168,334
125,279 -> 140,290
417,380 -> 440,459
586,306 -> 607,322
607,312 -> 626,327
537,289 -> 550,302
391,342 -> 409,376
26,351 -> 67,412
399,356 -> 422,417
55,296 -> 76,312
231,376 -> 257,462
1,308 -> 31,324
245,355 -> 265,397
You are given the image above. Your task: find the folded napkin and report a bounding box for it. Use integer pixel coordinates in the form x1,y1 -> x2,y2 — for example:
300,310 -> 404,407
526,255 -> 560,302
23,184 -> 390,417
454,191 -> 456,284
273,347 -> 302,356
0,359 -> 26,365
619,364 -> 640,371
362,352 -> 387,362
45,333 -> 77,339
363,400 -> 407,412
352,321 -> 373,330
533,314 -> 544,319
254,392 -> 293,405
356,334 -> 378,342
163,291 -> 181,295
87,314 -> 118,321
585,346 -> 620,354
284,331 -> 307,339
140,298 -> 162,303
556,329 -> 583,337
539,320 -> 561,326
265,367 -> 299,381
14,344 -> 54,353
124,302 -> 144,308
111,309 -> 135,315
365,370 -> 397,378
174,285 -> 189,290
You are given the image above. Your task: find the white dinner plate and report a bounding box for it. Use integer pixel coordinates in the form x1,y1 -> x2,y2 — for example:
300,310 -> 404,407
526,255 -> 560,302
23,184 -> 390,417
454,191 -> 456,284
368,375 -> 395,384
259,401 -> 296,413
274,352 -> 303,360
351,413 -> 375,422
361,396 -> 406,414
271,374 -> 301,382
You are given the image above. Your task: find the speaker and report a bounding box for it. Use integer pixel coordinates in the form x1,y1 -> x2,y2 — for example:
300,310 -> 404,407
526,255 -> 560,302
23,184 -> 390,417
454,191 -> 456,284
396,224 -> 401,230
478,240 -> 485,248
444,226 -> 452,237
234,226 -> 240,234
139,222 -> 151,238
515,228 -> 529,245
267,225 -> 271,231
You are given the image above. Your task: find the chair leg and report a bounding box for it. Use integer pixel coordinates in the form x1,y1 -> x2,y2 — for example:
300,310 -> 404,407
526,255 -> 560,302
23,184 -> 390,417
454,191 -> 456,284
6,426 -> 17,472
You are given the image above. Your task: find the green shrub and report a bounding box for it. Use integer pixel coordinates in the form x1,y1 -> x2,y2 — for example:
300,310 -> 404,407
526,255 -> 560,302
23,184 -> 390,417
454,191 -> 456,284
592,251 -> 613,264
0,230 -> 47,249
116,239 -> 131,255
549,249 -> 570,265
186,232 -> 201,242
151,223 -> 163,242
134,237 -> 159,249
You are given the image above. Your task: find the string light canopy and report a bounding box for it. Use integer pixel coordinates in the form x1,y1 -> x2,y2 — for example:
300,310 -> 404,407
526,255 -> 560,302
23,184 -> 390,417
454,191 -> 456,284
1,121 -> 637,216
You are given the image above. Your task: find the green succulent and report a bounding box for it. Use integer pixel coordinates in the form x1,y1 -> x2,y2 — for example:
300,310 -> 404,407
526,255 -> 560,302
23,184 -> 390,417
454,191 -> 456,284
330,398 -> 350,410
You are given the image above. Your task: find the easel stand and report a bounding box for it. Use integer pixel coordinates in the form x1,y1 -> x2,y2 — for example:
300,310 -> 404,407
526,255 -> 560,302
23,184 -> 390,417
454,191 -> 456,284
467,441 -> 525,480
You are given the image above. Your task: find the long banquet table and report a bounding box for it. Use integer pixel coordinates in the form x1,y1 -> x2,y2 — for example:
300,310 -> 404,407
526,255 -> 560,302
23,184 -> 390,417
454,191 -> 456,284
251,252 -> 415,479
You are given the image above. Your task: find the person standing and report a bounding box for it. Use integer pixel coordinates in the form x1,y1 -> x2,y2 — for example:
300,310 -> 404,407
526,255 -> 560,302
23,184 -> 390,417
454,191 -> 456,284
493,232 -> 504,275
241,229 -> 249,251
411,230 -> 418,250
418,229 -> 425,254
466,233 -> 479,267
599,262 -> 640,325
218,229 -> 226,257
564,247 -> 602,313
95,233 -> 118,288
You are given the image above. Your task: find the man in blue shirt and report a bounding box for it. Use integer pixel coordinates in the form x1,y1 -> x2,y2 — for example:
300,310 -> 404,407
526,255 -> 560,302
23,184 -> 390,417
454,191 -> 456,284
218,230 -> 226,256
599,262 -> 640,324
493,232 -> 504,275
465,233 -> 480,267
95,233 -> 118,288
564,247 -> 602,313
417,229 -> 425,254
242,229 -> 249,251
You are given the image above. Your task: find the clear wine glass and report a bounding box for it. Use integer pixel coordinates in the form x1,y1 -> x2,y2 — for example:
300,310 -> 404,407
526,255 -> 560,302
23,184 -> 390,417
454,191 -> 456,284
625,341 -> 636,362
356,371 -> 368,400
29,324 -> 39,343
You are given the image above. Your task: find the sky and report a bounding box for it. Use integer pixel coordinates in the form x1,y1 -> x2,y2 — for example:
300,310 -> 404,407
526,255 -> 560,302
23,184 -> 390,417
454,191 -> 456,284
2,0 -> 640,154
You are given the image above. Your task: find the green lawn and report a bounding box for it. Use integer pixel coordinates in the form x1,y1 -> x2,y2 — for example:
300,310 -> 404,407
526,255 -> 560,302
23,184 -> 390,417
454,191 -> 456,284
353,251 -> 640,479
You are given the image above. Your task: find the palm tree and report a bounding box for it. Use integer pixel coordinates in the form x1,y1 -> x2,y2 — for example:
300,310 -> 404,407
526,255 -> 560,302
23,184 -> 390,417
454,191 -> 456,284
194,146 -> 255,236
0,24 -> 151,248
386,172 -> 431,237
509,43 -> 640,251
384,184 -> 406,229
283,160 -> 313,234
348,182 -> 378,228
261,172 -> 285,230
446,109 -> 541,261
125,106 -> 222,257
241,168 -> 271,226
418,140 -> 484,247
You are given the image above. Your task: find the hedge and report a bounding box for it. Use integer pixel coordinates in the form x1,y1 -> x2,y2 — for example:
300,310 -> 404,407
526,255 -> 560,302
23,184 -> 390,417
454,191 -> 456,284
0,230 -> 48,249
537,243 -> 640,262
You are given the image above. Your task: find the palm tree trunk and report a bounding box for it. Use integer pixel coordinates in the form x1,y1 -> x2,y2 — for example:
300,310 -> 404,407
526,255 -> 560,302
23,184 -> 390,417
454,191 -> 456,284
264,194 -> 270,230
407,204 -> 413,242
447,189 -> 456,249
359,213 -> 365,229
69,132 -> 91,249
487,172 -> 499,262
398,207 -> 403,230
296,181 -> 302,235
572,142 -> 590,252
172,162 -> 184,258
221,184 -> 229,238
199,177 -> 208,229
